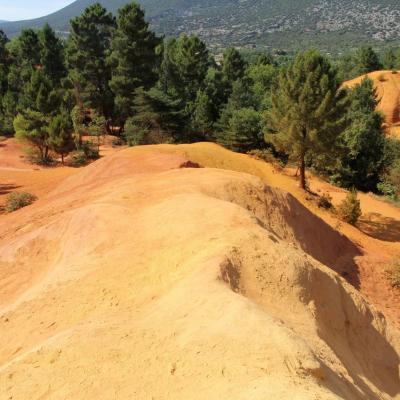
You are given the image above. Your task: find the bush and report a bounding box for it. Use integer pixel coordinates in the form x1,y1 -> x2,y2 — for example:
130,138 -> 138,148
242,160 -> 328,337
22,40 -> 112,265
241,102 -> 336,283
69,151 -> 88,167
80,141 -> 99,159
5,192 -> 37,212
123,118 -> 145,146
247,149 -> 275,163
387,259 -> 400,288
377,181 -> 398,200
111,137 -> 125,146
317,192 -> 333,209
337,189 -> 362,225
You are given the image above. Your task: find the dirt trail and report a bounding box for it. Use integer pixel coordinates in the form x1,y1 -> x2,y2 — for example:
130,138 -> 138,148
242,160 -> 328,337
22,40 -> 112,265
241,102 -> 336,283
0,144 -> 399,399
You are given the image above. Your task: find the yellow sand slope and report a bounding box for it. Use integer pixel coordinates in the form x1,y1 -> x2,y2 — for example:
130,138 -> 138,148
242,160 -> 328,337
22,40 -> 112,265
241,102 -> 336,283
0,145 -> 399,399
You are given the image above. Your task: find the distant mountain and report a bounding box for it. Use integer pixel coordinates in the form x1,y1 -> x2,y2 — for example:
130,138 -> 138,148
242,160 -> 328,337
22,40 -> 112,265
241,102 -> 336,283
0,1 -> 129,36
1,0 -> 400,52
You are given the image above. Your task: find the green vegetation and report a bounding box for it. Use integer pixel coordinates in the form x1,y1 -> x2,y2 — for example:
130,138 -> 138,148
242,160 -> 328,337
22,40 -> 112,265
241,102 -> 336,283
0,1 -> 399,215
3,1 -> 400,53
5,192 -> 37,212
267,50 -> 346,189
109,2 -> 160,129
67,4 -> 115,123
332,78 -> 385,192
337,190 -> 362,225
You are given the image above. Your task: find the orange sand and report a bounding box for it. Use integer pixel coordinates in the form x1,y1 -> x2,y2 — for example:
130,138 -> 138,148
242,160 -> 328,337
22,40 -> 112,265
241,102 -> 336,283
0,140 -> 399,399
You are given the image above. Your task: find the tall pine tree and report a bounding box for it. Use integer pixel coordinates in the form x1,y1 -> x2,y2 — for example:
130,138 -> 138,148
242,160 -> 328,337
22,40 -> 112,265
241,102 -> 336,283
0,30 -> 9,131
333,78 -> 385,191
109,2 -> 160,128
355,47 -> 382,75
267,50 -> 347,189
221,47 -> 246,84
67,4 -> 115,120
39,23 -> 66,85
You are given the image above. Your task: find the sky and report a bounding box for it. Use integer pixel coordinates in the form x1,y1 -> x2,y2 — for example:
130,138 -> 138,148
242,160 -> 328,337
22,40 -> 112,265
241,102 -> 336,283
0,0 -> 74,21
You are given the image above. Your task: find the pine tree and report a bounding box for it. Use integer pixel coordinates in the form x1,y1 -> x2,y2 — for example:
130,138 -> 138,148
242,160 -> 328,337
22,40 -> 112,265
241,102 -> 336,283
158,39 -> 180,96
4,29 -> 41,128
18,68 -> 62,116
48,113 -> 75,164
125,87 -> 184,145
221,47 -> 246,84
191,89 -> 213,138
88,111 -> 106,152
67,3 -> 115,119
246,63 -> 277,110
333,78 -> 385,191
383,49 -> 397,70
39,23 -> 66,85
256,53 -> 275,66
15,29 -> 41,68
14,110 -> 50,163
170,35 -> 210,104
202,67 -> 227,122
0,30 -> 9,130
158,35 -> 211,134
0,30 -> 8,95
218,107 -> 262,152
109,2 -> 161,127
355,47 -> 382,75
338,189 -> 362,225
267,49 -> 347,190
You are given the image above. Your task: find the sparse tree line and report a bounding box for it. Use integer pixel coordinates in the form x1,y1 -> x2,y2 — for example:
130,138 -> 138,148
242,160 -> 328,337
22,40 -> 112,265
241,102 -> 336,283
0,2 -> 399,199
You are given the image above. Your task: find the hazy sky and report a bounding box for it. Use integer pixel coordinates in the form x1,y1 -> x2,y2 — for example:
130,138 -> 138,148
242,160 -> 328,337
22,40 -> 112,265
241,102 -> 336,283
0,0 -> 74,21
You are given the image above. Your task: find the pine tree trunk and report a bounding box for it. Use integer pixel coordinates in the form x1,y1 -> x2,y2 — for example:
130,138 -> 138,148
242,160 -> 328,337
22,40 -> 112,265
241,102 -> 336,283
299,152 -> 306,190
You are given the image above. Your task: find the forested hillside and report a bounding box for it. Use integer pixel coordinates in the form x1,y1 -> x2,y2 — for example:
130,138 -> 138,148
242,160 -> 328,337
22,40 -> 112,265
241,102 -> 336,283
1,1 -> 400,199
2,0 -> 400,51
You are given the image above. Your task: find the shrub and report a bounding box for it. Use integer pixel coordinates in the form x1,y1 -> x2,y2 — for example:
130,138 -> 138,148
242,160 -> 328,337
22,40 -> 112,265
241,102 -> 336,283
317,192 -> 333,209
377,181 -> 398,200
386,259 -> 400,288
247,149 -> 275,163
69,151 -> 88,167
111,137 -> 125,146
80,141 -> 99,159
337,189 -> 362,225
5,192 -> 37,212
70,141 -> 100,167
123,118 -> 145,146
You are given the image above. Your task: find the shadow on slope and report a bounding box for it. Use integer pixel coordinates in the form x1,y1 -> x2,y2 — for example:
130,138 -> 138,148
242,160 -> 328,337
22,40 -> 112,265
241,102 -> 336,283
214,179 -> 363,289
358,213 -> 400,243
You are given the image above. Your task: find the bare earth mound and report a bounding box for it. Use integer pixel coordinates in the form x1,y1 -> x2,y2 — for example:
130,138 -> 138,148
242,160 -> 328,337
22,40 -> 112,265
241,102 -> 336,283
0,145 -> 399,399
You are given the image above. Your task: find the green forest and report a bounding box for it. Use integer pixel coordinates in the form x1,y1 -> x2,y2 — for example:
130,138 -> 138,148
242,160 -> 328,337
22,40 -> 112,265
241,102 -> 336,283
0,1 -> 399,198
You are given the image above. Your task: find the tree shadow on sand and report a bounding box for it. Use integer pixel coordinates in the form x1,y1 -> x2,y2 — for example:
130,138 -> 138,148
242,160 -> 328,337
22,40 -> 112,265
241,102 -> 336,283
311,269 -> 400,399
358,212 -> 400,242
261,187 -> 363,290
